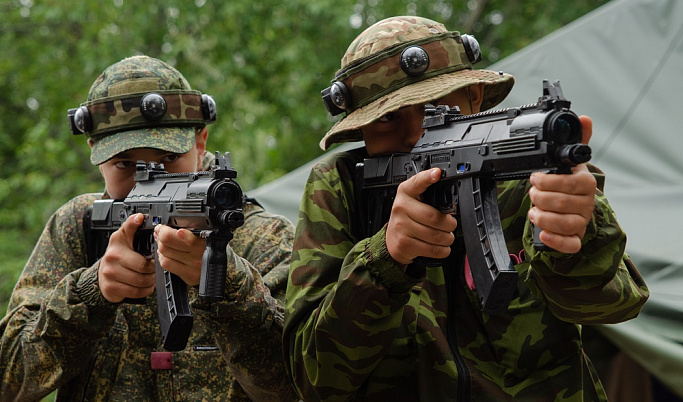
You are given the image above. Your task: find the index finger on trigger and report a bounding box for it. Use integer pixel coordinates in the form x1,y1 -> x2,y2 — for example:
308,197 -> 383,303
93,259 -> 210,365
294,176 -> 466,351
400,168 -> 442,200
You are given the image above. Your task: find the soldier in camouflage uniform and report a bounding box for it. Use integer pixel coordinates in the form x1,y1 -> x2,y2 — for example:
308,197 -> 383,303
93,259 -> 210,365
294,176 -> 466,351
0,55 -> 298,401
283,16 -> 649,401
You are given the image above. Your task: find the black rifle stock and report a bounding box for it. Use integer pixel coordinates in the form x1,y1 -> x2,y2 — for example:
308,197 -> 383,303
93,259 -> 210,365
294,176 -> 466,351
357,80 -> 591,314
85,152 -> 245,350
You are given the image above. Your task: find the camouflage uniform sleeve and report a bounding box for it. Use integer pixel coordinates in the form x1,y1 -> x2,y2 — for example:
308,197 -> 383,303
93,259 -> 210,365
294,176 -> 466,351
283,152 -> 422,401
520,164 -> 649,323
0,194 -> 119,401
191,202 -> 299,402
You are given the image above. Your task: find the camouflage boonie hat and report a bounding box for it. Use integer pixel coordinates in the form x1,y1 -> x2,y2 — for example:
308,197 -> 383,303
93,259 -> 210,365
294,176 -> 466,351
319,16 -> 515,150
74,55 -> 210,165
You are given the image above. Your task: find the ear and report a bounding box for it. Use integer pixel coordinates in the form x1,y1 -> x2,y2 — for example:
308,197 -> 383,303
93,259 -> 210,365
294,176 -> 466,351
87,138 -> 95,149
195,126 -> 209,169
468,83 -> 485,114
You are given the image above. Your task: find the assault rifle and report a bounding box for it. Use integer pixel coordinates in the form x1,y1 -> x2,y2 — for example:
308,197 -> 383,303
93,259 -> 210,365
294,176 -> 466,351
85,152 -> 245,350
357,80 -> 591,314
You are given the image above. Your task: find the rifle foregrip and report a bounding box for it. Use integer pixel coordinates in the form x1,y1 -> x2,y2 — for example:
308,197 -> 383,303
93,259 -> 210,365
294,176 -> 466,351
199,234 -> 231,301
531,164 -> 576,252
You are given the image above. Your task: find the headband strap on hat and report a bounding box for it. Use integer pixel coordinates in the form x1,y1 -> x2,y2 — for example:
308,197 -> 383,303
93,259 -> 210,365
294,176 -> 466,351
67,89 -> 216,138
317,16 -> 514,151
321,32 -> 481,116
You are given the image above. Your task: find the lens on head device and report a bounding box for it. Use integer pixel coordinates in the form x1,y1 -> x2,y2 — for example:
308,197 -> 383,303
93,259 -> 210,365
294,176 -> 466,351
68,91 -> 217,135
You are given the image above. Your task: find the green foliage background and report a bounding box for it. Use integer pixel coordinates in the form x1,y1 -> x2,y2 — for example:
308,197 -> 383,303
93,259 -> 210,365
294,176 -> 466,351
1,0 -> 610,317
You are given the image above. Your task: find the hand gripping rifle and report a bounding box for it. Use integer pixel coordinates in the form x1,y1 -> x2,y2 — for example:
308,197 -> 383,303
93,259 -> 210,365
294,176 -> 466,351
357,80 -> 591,314
85,152 -> 245,350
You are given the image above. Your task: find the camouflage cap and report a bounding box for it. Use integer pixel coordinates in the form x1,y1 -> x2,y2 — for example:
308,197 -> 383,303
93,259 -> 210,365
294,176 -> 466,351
81,55 -> 204,165
319,16 -> 515,150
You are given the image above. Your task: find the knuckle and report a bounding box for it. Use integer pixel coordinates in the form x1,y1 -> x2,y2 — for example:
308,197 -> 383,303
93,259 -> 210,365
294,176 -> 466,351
391,200 -> 409,216
99,283 -> 114,299
430,231 -> 454,247
156,253 -> 168,269
424,209 -> 443,227
576,227 -> 588,240
134,274 -> 153,288
187,232 -> 202,246
566,238 -> 582,254
581,203 -> 596,219
155,240 -> 166,255
397,179 -> 414,194
102,248 -> 122,266
529,190 -> 547,208
557,220 -> 573,234
431,244 -> 450,259
585,173 -> 597,188
449,215 -> 458,231
156,227 -> 170,243
394,236 -> 412,251
138,257 -> 152,273
565,177 -> 580,194
428,232 -> 442,245
109,229 -> 125,243
556,215 -> 582,235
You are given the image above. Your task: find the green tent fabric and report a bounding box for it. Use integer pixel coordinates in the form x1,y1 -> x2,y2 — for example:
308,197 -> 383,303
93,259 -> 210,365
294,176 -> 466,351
248,0 -> 683,396
494,0 -> 683,396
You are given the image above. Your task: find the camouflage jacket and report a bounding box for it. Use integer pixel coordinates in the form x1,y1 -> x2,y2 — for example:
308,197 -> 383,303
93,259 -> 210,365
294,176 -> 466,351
0,155 -> 299,401
284,147 -> 649,401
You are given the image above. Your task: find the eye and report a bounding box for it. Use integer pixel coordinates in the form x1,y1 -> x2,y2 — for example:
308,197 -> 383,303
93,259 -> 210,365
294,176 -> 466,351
161,154 -> 181,164
113,160 -> 135,169
378,112 -> 396,122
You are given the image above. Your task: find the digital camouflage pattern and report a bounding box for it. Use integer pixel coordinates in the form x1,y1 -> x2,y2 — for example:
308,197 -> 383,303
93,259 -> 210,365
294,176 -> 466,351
82,55 -> 210,165
88,55 -> 192,102
283,148 -> 649,401
0,153 -> 298,401
320,16 -> 514,150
